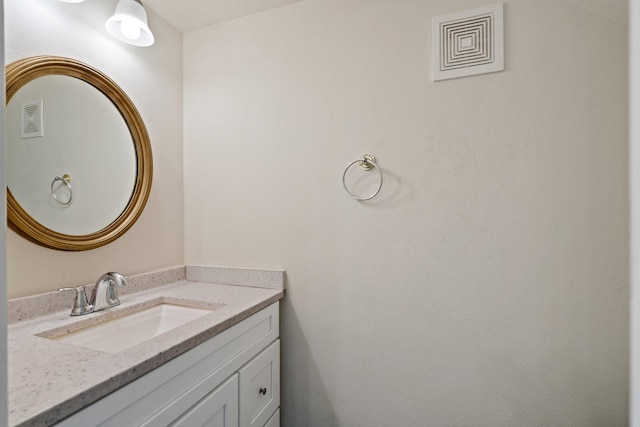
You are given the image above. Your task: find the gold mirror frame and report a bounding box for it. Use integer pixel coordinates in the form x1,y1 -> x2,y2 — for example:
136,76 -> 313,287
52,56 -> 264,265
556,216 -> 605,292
6,56 -> 153,251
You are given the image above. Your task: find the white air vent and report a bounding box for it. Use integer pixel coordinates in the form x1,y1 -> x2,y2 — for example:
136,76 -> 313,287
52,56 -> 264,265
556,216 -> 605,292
21,99 -> 44,138
432,3 -> 504,81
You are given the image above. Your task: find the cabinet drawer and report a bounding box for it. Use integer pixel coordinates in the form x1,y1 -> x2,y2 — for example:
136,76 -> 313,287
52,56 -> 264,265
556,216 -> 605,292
239,340 -> 280,427
264,408 -> 280,427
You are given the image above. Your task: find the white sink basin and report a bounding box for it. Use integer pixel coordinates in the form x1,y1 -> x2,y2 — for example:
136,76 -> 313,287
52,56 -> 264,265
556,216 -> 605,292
51,303 -> 215,354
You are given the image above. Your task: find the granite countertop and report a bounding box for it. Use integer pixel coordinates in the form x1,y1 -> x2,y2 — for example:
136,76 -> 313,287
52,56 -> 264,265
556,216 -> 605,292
8,266 -> 284,427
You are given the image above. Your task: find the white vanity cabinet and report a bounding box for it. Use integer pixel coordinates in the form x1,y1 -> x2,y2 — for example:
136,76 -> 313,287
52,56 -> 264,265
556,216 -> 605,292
55,302 -> 280,427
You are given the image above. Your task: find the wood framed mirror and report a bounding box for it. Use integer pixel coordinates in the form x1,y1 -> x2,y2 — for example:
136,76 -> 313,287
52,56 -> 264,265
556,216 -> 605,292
6,56 -> 153,251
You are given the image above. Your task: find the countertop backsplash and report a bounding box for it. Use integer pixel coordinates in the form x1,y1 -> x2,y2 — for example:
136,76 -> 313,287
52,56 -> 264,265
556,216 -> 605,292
8,265 -> 284,323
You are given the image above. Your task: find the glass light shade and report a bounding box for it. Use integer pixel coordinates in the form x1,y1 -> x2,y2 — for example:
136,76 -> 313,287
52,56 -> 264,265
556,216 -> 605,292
105,0 -> 155,47
58,0 -> 86,2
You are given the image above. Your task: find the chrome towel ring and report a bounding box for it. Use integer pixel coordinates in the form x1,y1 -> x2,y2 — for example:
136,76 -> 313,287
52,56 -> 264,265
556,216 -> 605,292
342,154 -> 383,201
51,174 -> 73,206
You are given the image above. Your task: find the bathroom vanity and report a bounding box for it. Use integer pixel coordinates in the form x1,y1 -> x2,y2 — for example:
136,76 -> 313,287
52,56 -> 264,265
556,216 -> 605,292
7,266 -> 284,427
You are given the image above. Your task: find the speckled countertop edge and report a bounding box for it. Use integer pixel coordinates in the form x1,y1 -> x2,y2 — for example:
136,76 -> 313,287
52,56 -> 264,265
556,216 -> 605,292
8,269 -> 284,427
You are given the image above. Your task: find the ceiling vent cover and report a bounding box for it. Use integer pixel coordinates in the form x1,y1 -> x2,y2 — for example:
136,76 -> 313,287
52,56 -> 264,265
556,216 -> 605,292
432,3 -> 504,81
21,99 -> 44,139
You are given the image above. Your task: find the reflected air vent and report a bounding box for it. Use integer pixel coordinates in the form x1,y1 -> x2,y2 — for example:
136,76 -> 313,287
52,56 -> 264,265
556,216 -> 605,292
432,3 -> 504,81
21,99 -> 44,138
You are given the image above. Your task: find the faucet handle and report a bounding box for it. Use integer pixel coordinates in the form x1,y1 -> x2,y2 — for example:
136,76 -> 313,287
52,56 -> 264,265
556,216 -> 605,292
58,285 -> 94,316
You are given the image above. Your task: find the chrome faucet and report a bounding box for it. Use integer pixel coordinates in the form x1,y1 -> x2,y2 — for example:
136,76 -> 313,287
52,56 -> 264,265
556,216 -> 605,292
59,272 -> 127,316
90,272 -> 127,312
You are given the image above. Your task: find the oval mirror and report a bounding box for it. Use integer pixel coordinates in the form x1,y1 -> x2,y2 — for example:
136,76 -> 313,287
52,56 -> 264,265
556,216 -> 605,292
6,56 -> 153,251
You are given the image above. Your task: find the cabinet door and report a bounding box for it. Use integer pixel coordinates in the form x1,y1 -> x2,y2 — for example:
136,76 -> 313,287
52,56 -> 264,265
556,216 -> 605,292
239,340 -> 280,427
264,408 -> 280,427
170,374 -> 239,427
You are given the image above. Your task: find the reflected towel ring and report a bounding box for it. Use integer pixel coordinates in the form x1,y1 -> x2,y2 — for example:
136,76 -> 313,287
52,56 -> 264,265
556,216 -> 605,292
342,154 -> 383,201
51,174 -> 73,206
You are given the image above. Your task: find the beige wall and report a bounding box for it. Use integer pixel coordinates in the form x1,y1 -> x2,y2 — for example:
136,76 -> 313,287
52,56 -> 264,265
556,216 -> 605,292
5,0 -> 184,298
184,0 -> 629,425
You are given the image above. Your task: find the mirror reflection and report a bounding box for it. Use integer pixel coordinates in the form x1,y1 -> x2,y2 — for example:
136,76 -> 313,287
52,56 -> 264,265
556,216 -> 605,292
6,74 -> 137,235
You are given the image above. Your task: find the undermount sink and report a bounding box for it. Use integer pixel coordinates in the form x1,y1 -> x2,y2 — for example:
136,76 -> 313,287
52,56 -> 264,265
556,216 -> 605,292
48,302 -> 216,354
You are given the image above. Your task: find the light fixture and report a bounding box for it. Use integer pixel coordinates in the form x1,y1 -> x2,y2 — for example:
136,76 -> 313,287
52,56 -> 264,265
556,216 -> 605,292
58,0 -> 86,3
105,0 -> 155,47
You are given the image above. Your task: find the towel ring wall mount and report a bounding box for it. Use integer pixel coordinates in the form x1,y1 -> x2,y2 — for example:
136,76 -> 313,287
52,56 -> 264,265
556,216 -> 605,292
342,154 -> 383,201
51,174 -> 73,206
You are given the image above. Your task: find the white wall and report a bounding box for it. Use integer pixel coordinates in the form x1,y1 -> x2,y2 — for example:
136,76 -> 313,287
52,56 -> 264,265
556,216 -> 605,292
184,0 -> 629,425
5,0 -> 184,298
